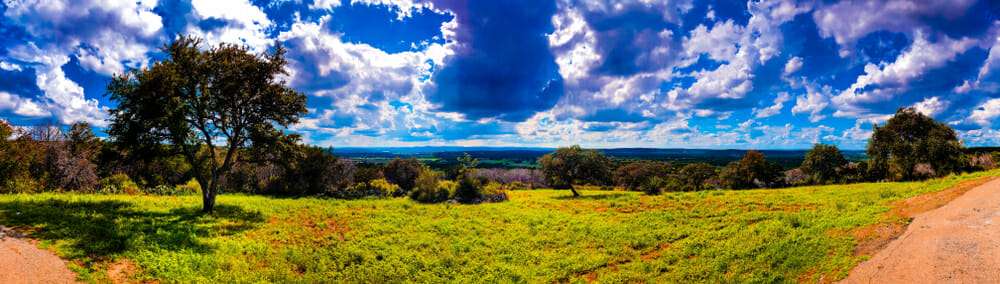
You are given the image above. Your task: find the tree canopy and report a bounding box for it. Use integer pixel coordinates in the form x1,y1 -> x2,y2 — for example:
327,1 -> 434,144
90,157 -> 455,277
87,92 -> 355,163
801,144 -> 847,184
106,36 -> 307,212
867,107 -> 963,181
538,145 -> 612,196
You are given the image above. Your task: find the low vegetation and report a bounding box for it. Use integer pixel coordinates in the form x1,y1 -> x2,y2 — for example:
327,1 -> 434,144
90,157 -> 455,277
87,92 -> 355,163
1,170 -> 995,282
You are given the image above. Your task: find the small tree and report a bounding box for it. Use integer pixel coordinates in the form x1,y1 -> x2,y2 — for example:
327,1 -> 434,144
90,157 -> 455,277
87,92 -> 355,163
613,160 -> 670,191
867,107 -> 963,181
538,145 -> 612,197
384,158 -> 423,195
676,163 -> 717,191
719,150 -> 783,189
800,144 -> 847,184
107,36 -> 307,212
454,153 -> 483,203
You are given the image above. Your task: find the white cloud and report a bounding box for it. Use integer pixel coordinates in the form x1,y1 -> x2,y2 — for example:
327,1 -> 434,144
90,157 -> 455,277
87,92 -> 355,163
753,92 -> 790,118
0,61 -> 23,72
0,92 -> 50,117
813,0 -> 975,56
911,96 -> 948,117
791,84 -> 831,122
969,98 -> 1000,128
189,0 -> 273,52
309,0 -> 342,10
833,33 -> 977,117
683,20 -> 744,63
783,56 -> 803,75
3,0 -> 163,76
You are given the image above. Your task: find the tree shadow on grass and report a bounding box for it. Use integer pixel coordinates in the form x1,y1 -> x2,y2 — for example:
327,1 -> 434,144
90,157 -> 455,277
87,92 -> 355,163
553,192 -> 633,200
0,199 -> 264,263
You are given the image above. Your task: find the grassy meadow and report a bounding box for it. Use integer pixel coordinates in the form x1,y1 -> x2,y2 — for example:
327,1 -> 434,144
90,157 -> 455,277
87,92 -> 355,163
2,169 -> 998,283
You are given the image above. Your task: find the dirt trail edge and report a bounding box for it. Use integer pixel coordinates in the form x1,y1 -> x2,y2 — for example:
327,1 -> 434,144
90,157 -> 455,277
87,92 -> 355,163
0,226 -> 78,284
842,177 -> 1000,283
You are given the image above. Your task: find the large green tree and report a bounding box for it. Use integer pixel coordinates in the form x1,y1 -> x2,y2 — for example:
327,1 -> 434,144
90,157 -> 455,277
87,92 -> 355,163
538,145 -> 612,197
800,144 -> 847,184
106,36 -> 306,212
867,107 -> 963,181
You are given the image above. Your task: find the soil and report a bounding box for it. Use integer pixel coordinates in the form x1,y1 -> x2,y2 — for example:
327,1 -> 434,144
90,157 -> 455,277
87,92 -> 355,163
842,178 -> 1000,283
0,226 -> 78,284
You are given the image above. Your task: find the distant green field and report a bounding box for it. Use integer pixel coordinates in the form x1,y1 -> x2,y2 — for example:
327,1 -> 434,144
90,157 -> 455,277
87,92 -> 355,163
1,170 -> 997,283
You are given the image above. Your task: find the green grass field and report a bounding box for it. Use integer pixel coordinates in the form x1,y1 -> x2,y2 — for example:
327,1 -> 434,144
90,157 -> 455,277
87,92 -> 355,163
2,170 -> 998,283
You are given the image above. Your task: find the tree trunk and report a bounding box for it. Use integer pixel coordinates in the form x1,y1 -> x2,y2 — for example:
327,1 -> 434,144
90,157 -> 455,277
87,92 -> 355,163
201,177 -> 217,213
569,185 -> 580,197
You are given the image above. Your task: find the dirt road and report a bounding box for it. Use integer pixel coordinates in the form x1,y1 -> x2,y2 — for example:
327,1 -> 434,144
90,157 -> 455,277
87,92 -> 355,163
0,226 -> 78,284
843,178 -> 1000,283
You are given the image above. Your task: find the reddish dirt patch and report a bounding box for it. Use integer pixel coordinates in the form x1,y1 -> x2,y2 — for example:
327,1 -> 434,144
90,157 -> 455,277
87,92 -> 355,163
106,259 -> 153,284
0,226 -> 78,284
851,176 -> 995,257
841,176 -> 1000,283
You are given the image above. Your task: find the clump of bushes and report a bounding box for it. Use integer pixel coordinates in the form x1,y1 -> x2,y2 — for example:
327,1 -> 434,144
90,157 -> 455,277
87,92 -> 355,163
409,169 -> 453,203
99,173 -> 141,195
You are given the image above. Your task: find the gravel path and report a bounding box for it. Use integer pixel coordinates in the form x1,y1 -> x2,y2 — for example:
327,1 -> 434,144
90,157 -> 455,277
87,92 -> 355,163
843,178 -> 1000,283
0,226 -> 78,284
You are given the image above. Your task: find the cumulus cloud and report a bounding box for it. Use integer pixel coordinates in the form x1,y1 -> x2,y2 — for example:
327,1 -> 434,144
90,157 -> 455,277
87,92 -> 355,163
0,91 -> 49,117
783,56 -> 803,75
912,96 -> 949,117
791,84 -> 831,122
832,33 -> 977,117
683,20 -> 744,63
188,0 -> 273,52
813,0 -> 976,56
969,98 -> 1000,127
753,92 -> 790,118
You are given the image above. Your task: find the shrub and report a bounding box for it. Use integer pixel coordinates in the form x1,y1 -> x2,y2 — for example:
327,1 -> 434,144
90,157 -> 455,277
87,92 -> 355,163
614,161 -> 670,191
480,182 -> 509,203
385,158 -> 423,195
676,163 -> 717,191
913,163 -> 936,179
1,176 -> 41,194
100,173 -> 141,194
801,144 -> 847,184
639,176 -> 667,195
967,154 -> 996,171
784,168 -> 809,186
44,143 -> 99,192
840,161 -> 869,183
409,169 -> 452,203
719,150 -> 784,189
454,174 -> 483,203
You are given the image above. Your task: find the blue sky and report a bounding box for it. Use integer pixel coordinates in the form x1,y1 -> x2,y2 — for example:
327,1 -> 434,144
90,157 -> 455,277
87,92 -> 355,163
1,0 -> 1000,149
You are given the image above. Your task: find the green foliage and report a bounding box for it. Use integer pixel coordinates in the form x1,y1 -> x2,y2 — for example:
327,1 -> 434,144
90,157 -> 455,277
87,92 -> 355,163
106,35 -> 307,212
538,145 -> 613,196
614,160 -> 671,191
409,169 -> 452,203
719,151 -> 784,189
99,173 -> 141,194
350,178 -> 400,198
676,163 -> 717,191
867,107 -> 964,181
384,158 -> 423,194
3,170 -> 996,282
639,176 -> 667,195
801,144 -> 848,184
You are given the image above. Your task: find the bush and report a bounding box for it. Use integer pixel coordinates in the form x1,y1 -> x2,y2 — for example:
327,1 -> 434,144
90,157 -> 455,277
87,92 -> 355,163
614,161 -> 670,191
784,168 -> 809,186
453,174 -> 483,203
1,176 -> 41,194
967,154 -> 996,171
409,169 -> 452,203
99,173 -> 141,194
719,150 -> 784,189
676,163 -> 717,191
480,182 -> 509,202
330,178 -> 399,199
385,158 -> 423,195
639,176 -> 667,195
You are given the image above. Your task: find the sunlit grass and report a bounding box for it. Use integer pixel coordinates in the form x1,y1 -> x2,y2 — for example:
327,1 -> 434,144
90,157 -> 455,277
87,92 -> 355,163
2,169 -> 997,283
